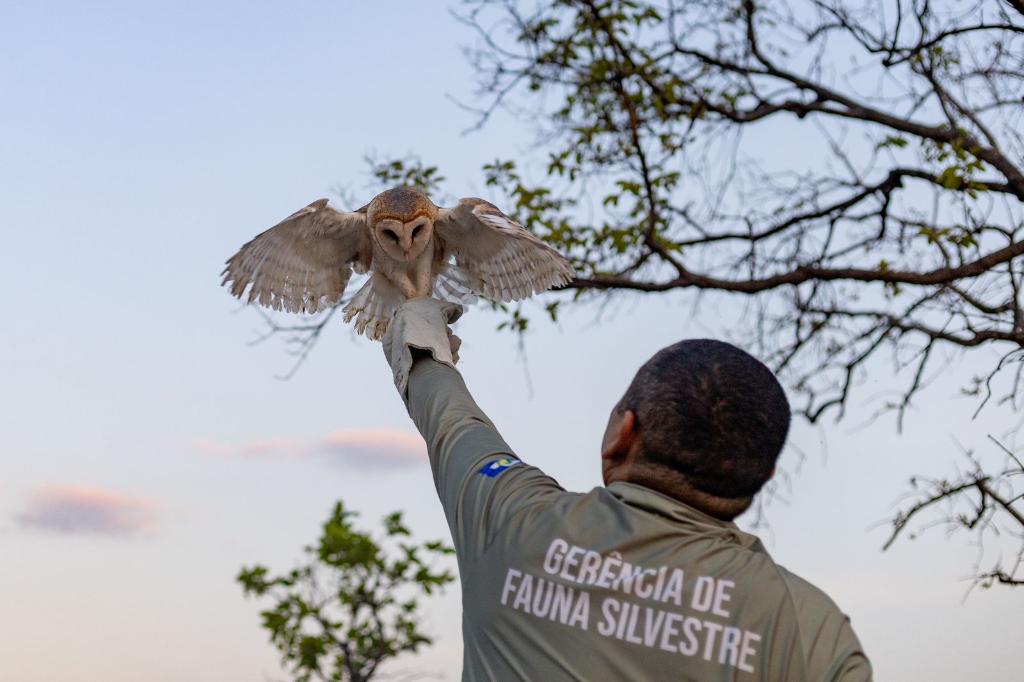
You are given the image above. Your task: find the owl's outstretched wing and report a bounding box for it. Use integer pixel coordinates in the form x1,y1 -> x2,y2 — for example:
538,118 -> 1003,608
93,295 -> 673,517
434,198 -> 574,302
222,199 -> 372,313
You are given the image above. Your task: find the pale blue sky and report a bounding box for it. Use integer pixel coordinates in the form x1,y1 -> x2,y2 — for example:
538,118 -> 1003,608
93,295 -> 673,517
1,1 -> 1021,680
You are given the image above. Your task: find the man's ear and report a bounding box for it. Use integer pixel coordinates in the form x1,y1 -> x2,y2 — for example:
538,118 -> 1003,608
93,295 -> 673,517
601,409 -> 638,464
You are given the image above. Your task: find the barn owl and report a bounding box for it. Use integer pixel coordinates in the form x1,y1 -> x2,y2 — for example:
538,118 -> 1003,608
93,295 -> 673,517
222,186 -> 575,339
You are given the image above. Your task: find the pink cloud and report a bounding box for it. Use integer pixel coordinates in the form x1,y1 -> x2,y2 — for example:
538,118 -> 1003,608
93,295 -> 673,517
317,430 -> 426,469
194,429 -> 426,469
16,485 -> 158,536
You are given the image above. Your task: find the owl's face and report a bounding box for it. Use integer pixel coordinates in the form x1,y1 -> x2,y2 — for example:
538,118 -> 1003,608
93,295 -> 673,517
373,216 -> 434,261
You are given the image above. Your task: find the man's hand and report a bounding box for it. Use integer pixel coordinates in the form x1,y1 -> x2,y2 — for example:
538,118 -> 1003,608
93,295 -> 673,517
382,297 -> 464,397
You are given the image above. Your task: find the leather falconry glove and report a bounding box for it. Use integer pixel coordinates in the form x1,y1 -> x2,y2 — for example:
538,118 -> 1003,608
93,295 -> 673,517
382,297 -> 463,398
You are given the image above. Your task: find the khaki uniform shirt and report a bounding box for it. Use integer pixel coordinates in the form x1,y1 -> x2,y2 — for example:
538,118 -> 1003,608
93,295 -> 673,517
407,359 -> 872,681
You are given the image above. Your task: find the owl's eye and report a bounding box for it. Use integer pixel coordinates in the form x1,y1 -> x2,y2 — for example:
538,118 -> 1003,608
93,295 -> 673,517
382,229 -> 399,242
411,224 -> 424,239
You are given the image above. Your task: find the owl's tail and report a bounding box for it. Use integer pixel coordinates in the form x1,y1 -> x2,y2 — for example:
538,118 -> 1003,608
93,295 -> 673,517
342,275 -> 405,341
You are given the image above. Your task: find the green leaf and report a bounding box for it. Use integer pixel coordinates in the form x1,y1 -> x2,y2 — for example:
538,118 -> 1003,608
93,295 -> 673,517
876,135 -> 908,150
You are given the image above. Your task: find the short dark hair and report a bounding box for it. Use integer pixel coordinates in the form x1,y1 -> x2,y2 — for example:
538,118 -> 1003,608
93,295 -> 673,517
620,339 -> 790,499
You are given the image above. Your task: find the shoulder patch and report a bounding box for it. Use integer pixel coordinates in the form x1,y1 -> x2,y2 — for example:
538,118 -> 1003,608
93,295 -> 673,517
478,457 -> 522,478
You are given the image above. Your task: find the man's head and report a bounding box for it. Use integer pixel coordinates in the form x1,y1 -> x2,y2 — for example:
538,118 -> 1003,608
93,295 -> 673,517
601,339 -> 790,520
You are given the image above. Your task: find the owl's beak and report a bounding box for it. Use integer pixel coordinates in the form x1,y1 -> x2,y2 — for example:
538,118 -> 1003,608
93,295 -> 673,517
399,225 -> 416,255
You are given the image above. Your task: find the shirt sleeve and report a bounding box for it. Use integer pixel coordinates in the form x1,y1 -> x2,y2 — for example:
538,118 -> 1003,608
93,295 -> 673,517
804,607 -> 873,682
832,651 -> 872,682
405,357 -> 565,565
781,567 -> 872,682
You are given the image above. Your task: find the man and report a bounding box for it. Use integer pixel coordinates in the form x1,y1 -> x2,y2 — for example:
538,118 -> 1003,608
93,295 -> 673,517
383,298 -> 871,681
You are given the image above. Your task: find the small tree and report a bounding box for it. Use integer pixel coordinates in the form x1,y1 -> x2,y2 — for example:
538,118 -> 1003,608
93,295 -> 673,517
237,501 -> 455,682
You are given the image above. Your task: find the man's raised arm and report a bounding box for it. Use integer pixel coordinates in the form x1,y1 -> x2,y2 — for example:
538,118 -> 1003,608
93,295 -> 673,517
382,298 -> 563,565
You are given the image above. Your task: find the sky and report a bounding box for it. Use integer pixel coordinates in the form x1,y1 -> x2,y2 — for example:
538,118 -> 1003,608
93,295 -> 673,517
1,1 -> 1022,680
